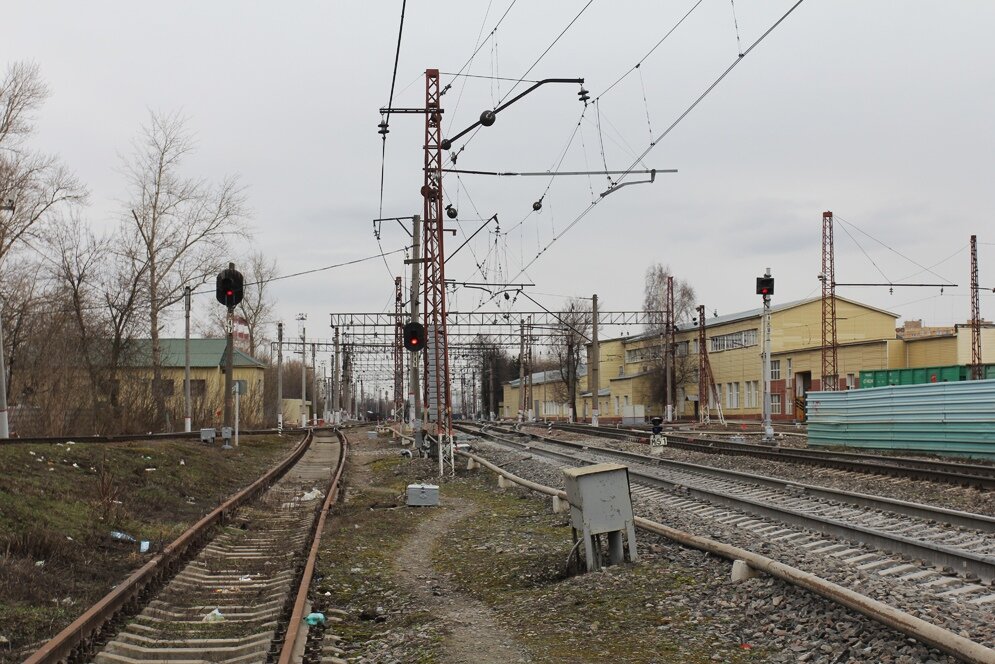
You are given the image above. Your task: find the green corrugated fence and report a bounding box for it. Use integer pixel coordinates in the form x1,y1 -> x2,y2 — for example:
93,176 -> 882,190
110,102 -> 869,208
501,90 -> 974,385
808,380 -> 995,458
859,364 -> 994,389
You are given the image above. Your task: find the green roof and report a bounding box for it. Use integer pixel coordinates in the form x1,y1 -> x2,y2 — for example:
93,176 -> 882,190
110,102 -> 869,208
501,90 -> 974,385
126,339 -> 265,369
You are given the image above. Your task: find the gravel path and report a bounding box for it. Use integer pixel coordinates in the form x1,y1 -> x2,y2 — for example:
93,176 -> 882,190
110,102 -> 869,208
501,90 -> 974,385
470,438 -> 989,663
393,501 -> 531,663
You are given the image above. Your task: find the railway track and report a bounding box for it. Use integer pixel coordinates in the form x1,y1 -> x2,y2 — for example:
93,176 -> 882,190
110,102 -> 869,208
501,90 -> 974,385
25,428 -> 348,664
545,421 -> 995,489
458,423 -> 995,588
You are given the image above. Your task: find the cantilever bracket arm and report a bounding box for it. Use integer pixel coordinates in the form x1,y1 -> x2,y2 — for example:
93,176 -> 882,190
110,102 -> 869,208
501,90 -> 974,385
443,78 -> 584,147
599,169 -> 658,198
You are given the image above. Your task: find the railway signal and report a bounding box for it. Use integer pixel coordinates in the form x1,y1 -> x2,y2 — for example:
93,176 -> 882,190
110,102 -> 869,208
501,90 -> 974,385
403,321 -> 425,351
216,267 -> 244,309
756,276 -> 774,296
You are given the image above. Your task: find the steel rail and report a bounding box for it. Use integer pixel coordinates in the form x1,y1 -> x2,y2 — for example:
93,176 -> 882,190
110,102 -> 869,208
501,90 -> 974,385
549,422 -> 995,489
25,430 -> 317,664
278,428 -> 350,663
460,424 -> 995,582
454,447 -> 995,664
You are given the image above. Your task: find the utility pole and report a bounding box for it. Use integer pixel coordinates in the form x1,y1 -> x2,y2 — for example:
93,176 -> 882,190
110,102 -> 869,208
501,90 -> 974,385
184,286 -> 192,432
970,235 -> 982,380
276,322 -> 284,433
298,315 -> 307,426
333,326 -> 340,424
589,294 -> 600,426
311,342 -> 318,425
517,320 -> 526,423
489,352 -> 497,420
394,276 -> 404,419
223,266 -> 236,434
0,300 -> 8,439
664,276 -> 675,422
821,211 -> 839,391
409,214 -> 422,441
761,268 -> 774,442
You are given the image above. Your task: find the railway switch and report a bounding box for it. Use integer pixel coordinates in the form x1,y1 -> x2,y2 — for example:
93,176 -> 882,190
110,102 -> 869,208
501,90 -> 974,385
563,463 -> 638,572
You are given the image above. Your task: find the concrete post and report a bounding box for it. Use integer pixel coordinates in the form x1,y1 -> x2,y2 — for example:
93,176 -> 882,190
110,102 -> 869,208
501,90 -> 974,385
277,322 -> 284,433
184,286 -> 192,432
590,294 -> 600,426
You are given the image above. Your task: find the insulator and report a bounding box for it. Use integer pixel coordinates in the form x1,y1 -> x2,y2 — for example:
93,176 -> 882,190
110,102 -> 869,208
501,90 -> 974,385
420,185 -> 438,200
479,110 -> 496,127
532,200 -> 543,212
441,138 -> 452,150
503,292 -> 510,300
431,111 -> 442,124
377,122 -> 389,136
445,204 -> 458,219
578,87 -> 590,103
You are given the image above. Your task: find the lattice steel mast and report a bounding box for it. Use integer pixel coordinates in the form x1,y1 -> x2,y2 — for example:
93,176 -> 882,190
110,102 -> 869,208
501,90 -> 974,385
970,234 -> 982,380
821,210 -> 839,390
421,69 -> 454,451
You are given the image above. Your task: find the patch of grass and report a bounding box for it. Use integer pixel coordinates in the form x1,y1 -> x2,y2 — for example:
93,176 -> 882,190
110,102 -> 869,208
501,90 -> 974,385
0,433 -> 298,662
433,470 -> 767,663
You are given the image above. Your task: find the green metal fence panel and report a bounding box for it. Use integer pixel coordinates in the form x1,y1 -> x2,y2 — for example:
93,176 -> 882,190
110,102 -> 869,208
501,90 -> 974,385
808,380 -> 995,459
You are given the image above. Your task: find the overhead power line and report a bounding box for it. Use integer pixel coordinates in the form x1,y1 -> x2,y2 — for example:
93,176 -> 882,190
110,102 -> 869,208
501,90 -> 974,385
507,0 -> 810,286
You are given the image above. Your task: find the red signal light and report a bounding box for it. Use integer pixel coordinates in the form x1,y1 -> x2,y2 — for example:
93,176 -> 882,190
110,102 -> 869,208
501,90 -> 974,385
226,290 -> 233,296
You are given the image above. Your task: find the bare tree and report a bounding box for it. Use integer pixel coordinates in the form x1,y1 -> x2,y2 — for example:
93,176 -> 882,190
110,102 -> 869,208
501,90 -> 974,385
44,214 -> 108,425
122,110 -> 248,429
549,298 -> 591,421
642,263 -> 697,409
0,62 -> 86,267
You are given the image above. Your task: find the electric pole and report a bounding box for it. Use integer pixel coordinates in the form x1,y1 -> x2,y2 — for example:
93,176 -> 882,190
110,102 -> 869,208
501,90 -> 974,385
760,268 -> 774,442
184,286 -> 192,432
311,342 -> 318,425
298,315 -> 307,426
277,322 -> 284,433
0,300 -> 8,439
589,293 -> 600,426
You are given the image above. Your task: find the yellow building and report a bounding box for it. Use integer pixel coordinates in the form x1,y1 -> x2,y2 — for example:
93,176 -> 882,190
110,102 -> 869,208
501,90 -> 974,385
126,339 -> 267,427
502,296 -> 993,423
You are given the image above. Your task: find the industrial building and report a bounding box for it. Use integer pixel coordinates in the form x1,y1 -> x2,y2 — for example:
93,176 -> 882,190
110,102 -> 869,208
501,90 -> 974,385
502,295 -> 994,422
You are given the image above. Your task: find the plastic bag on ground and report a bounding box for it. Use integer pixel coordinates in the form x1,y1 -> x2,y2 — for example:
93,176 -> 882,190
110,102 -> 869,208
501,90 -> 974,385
304,612 -> 325,626
300,489 -> 322,501
202,608 -> 225,622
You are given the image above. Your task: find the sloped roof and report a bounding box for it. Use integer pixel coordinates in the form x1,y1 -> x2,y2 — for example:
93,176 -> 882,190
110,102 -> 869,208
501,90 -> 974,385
506,365 -> 587,388
125,338 -> 265,369
622,295 -> 898,344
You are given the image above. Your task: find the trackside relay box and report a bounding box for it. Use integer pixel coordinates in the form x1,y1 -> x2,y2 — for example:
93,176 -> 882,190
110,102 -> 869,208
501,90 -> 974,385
406,483 -> 439,506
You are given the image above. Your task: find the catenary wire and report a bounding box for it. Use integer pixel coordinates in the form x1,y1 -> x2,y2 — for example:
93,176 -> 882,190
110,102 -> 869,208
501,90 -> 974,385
506,0 -> 809,286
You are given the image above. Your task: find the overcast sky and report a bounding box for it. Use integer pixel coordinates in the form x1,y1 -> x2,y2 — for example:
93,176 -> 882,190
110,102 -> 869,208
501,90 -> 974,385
8,1 -> 995,364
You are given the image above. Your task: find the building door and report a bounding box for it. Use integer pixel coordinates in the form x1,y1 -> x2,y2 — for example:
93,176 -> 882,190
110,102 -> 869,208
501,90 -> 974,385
795,371 -> 811,421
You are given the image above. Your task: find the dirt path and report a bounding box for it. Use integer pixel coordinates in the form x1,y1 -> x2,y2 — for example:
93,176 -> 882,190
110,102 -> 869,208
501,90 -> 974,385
393,500 -> 531,664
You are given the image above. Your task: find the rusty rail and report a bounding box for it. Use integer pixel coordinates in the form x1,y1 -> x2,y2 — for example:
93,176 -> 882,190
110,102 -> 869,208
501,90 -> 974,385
278,428 -> 350,663
24,430 -> 316,664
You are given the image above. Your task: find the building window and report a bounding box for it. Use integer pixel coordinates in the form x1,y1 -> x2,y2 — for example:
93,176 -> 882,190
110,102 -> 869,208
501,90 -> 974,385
771,393 -> 782,414
189,379 -> 206,398
786,358 -> 793,380
846,373 -> 856,390
770,359 -> 781,380
618,365 -> 624,377
709,328 -> 759,352
151,379 -> 174,397
731,382 -> 740,409
614,396 -> 620,414
234,379 -> 248,395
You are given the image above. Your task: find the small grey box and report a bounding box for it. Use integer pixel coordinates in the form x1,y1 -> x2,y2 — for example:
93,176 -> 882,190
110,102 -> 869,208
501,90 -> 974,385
199,428 -> 216,443
406,483 -> 439,506
221,426 -> 233,440
562,463 -> 634,535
